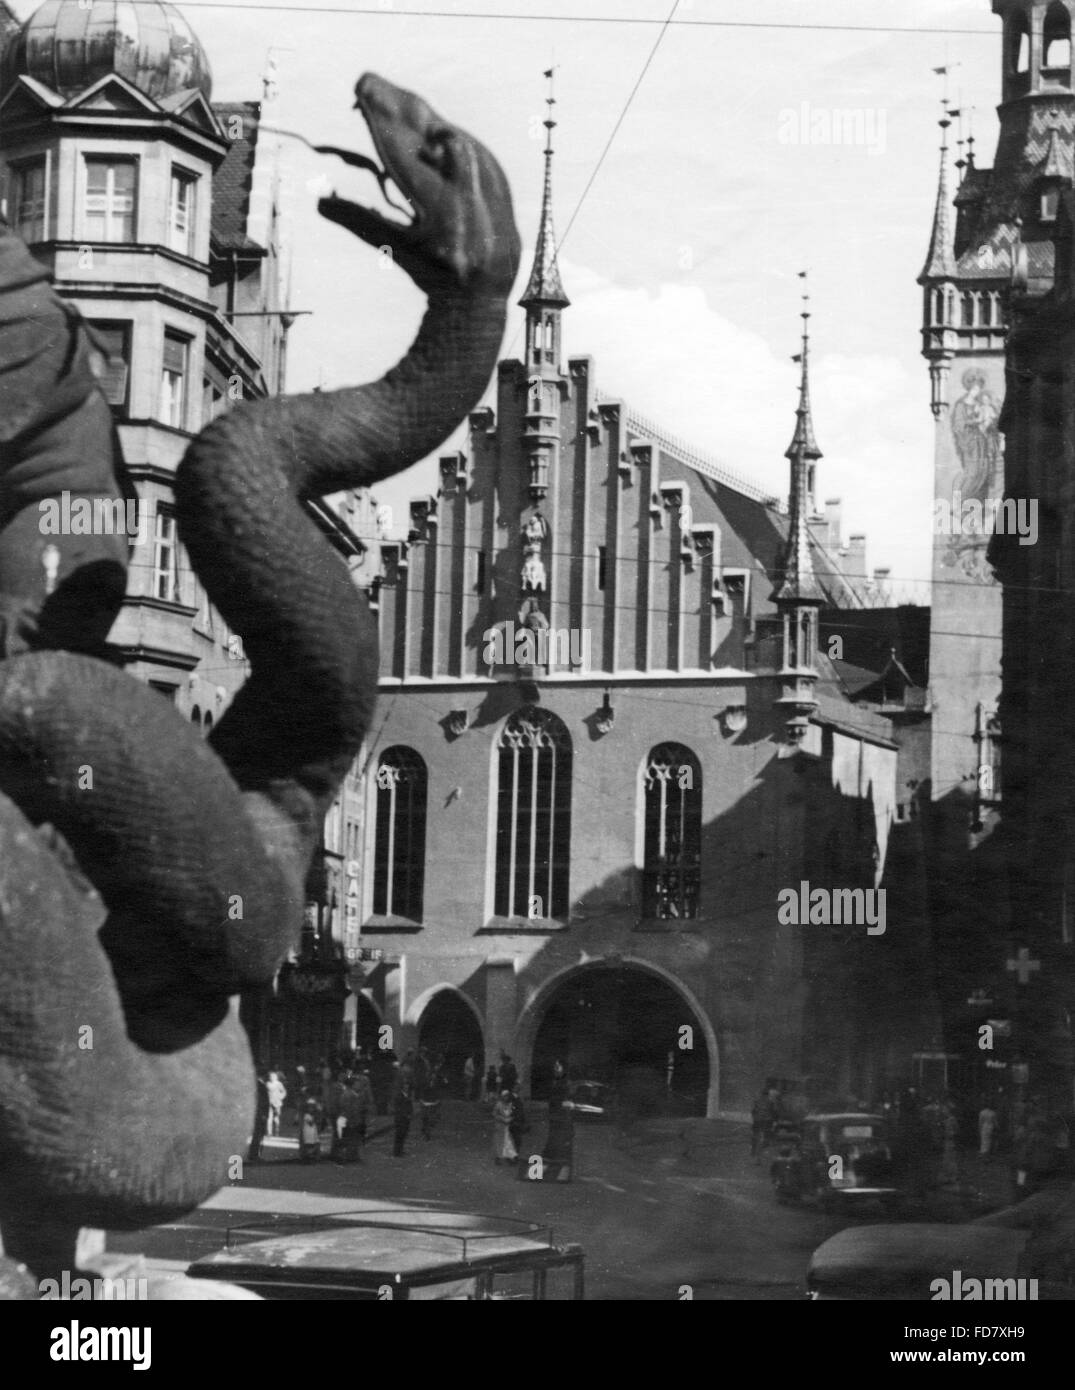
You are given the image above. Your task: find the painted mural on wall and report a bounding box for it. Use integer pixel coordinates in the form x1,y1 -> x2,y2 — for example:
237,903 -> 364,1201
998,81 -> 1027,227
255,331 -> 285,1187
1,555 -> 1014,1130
936,364 -> 1005,585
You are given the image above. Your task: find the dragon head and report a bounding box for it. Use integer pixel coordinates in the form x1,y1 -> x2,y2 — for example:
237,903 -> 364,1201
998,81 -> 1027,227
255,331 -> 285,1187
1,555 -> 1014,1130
318,73 -> 521,298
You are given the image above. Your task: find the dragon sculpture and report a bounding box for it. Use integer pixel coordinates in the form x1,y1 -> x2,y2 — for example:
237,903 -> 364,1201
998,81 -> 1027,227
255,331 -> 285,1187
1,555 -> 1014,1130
0,73 -> 520,1290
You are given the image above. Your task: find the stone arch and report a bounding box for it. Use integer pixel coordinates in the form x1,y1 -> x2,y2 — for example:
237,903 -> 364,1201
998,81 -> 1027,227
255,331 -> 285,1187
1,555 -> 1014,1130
514,956 -> 720,1117
405,984 -> 485,1096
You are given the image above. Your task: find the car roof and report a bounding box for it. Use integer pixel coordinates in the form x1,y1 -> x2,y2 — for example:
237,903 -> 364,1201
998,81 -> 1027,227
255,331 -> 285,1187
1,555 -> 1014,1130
809,1223 -> 1029,1291
188,1208 -> 567,1281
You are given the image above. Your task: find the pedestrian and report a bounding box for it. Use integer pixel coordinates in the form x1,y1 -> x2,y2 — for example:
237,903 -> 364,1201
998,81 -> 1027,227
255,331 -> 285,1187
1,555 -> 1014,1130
392,1076 -> 414,1158
750,1085 -> 776,1158
484,1065 -> 499,1103
319,1059 -> 335,1133
492,1090 -> 517,1166
978,1101 -> 998,1157
542,1060 -> 574,1181
248,1072 -> 270,1162
508,1089 -> 529,1157
299,1100 -> 322,1163
499,1053 -> 518,1094
336,1080 -> 366,1163
463,1053 -> 478,1102
266,1070 -> 287,1137
352,1067 -> 375,1147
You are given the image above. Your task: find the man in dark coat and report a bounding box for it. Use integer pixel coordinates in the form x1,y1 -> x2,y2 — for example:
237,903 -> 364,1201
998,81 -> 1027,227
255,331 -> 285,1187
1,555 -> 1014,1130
392,1076 -> 414,1158
248,1073 -> 270,1163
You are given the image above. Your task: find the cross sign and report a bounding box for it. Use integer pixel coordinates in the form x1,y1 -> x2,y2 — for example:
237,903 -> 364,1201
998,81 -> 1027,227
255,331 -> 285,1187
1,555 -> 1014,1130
1007,947 -> 1041,986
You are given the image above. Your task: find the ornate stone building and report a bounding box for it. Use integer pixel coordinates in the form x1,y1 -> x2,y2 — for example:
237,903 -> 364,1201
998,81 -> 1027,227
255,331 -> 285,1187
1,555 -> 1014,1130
350,93 -> 937,1115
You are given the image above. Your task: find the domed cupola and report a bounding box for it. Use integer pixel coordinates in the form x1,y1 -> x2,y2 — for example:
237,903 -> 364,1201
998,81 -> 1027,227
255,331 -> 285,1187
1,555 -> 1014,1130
1,0 -> 211,103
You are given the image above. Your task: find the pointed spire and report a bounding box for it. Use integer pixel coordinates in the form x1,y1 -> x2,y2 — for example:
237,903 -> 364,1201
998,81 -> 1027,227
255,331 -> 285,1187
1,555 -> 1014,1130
774,276 -> 825,605
920,112 -> 957,281
785,286 -> 821,465
520,68 -> 570,310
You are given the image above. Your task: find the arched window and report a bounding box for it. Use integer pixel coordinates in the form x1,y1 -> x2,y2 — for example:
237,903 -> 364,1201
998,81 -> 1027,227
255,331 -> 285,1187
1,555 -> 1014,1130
203,711 -> 213,734
1045,3 -> 1071,69
494,708 -> 571,919
373,747 -> 427,920
642,744 -> 702,920
990,292 -> 1003,327
190,704 -> 201,725
931,288 -> 945,326
961,291 -> 977,327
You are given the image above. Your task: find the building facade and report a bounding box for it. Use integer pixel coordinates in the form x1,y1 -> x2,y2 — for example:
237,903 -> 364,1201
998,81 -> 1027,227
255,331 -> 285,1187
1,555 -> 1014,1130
0,0 -> 367,1070
912,0 -> 1075,1108
350,102 -> 937,1116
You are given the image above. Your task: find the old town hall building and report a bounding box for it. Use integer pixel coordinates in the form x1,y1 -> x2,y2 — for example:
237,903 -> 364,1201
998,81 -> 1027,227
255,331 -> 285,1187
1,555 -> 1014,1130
349,94 -> 937,1116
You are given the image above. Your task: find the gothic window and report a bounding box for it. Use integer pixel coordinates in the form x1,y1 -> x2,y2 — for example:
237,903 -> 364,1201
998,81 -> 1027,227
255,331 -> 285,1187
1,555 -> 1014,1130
931,288 -> 945,326
373,747 -> 427,920
961,291 -> 977,327
190,704 -> 201,726
494,708 -> 571,919
641,744 -> 701,921
1045,3 -> 1071,70
1042,186 -> 1061,222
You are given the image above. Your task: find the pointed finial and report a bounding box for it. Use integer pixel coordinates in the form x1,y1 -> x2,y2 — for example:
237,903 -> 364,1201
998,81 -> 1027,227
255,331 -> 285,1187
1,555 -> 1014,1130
520,66 -> 570,310
543,66 -> 556,157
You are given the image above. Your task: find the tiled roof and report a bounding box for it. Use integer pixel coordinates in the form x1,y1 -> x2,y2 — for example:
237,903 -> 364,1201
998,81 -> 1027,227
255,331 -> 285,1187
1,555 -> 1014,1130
210,99 -> 262,252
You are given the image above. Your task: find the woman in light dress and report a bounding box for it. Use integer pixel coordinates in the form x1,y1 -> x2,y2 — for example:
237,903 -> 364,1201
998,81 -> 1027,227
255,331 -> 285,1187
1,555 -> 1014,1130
492,1090 -> 518,1165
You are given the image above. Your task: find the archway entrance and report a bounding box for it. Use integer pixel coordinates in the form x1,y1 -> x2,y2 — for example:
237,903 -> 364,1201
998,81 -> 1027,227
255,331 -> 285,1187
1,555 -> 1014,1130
417,990 -> 484,1098
531,965 -> 711,1115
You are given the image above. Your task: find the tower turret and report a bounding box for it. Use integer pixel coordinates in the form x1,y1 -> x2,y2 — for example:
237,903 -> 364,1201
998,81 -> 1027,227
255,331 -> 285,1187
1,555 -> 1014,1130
519,69 -> 569,505
772,281 -> 825,745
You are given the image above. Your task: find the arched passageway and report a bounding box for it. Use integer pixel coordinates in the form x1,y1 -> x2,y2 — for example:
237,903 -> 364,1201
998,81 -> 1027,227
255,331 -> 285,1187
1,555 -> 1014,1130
417,990 -> 484,1097
530,965 -> 712,1115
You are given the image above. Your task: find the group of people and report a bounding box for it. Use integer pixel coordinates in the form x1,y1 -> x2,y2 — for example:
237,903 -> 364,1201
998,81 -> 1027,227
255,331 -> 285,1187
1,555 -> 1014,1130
248,1055 -> 379,1164
490,1055 -> 575,1181
390,1046 -> 449,1156
247,1048 -> 580,1181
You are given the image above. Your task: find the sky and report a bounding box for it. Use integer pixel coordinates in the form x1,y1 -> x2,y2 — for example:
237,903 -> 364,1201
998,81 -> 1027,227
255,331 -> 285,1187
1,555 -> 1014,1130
11,0 -> 1011,587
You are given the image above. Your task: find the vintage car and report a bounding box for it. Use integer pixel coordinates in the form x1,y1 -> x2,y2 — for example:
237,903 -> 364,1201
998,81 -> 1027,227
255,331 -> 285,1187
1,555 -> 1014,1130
770,1111 -> 902,1211
806,1223 -> 1033,1300
806,1184 -> 1075,1299
186,1207 -> 585,1300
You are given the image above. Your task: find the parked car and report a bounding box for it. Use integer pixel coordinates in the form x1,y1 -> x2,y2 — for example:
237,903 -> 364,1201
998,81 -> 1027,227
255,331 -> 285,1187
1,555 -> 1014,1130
187,1207 -> 585,1301
806,1183 -> 1075,1299
770,1111 -> 902,1211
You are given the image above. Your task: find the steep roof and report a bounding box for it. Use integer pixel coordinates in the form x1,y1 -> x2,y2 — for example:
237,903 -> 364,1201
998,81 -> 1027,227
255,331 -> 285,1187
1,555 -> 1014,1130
210,99 -> 263,252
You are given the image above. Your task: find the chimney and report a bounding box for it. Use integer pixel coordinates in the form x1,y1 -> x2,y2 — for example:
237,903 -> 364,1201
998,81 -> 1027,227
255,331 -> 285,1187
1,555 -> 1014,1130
824,497 -> 842,549
843,533 -> 867,581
